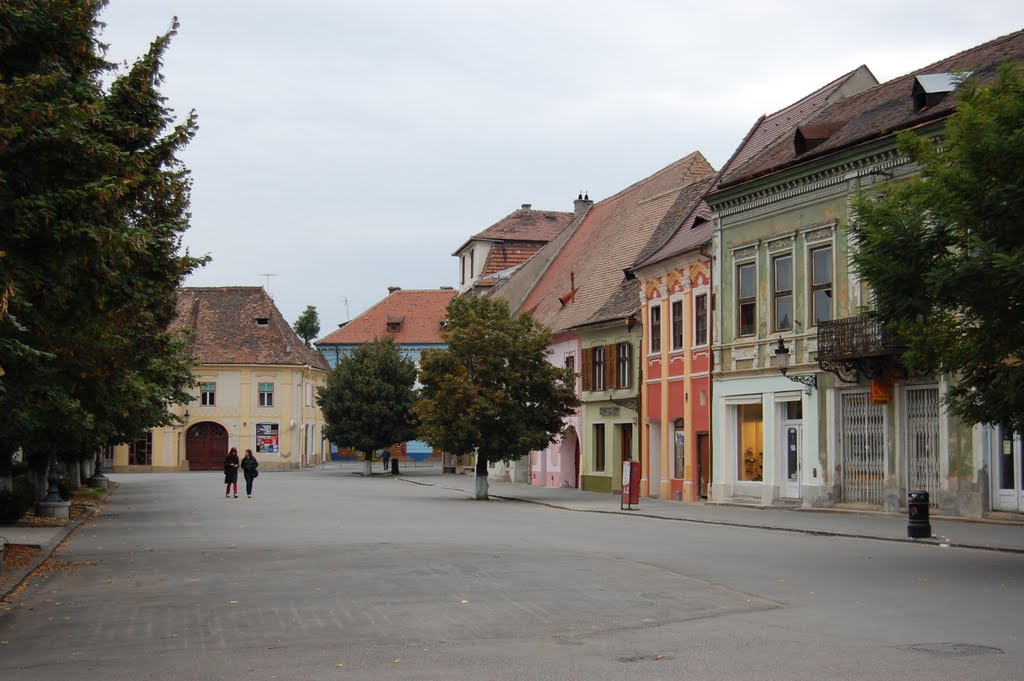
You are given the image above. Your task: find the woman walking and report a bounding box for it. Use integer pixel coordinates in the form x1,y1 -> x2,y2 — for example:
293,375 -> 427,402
241,449 -> 259,498
224,447 -> 240,498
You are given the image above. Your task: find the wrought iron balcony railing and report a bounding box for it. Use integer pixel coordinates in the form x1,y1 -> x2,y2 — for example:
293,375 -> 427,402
817,315 -> 902,361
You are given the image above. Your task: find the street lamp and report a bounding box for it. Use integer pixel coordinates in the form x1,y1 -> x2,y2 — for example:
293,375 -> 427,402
774,337 -> 816,390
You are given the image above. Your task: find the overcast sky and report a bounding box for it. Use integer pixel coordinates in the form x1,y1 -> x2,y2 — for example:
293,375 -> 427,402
97,1 -> 1023,335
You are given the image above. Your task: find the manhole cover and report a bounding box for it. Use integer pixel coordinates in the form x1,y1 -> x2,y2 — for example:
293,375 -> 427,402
904,642 -> 1004,657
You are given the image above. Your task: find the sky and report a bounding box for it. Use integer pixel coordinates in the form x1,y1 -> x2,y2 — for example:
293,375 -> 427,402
96,1 -> 1024,337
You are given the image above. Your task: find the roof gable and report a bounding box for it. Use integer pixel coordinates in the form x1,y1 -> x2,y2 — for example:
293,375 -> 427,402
174,287 -> 330,370
452,204 -> 575,256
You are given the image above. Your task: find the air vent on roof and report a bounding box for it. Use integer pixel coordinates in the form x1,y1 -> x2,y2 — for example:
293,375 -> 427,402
912,72 -> 966,112
387,315 -> 405,332
794,121 -> 846,155
255,317 -> 270,326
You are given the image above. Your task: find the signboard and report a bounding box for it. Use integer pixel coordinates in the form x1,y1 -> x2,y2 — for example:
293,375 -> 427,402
621,461 -> 631,509
256,422 -> 279,454
600,406 -> 620,417
621,459 -> 641,509
870,379 -> 892,404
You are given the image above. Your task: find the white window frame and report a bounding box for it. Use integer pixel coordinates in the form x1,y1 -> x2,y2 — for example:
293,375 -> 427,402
258,382 -> 275,407
200,382 -> 216,407
693,289 -> 709,348
670,296 -> 685,351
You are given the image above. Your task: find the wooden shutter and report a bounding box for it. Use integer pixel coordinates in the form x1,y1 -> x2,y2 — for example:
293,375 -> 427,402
605,344 -> 616,390
581,348 -> 594,392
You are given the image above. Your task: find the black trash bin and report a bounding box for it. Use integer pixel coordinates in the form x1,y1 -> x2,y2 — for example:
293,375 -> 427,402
391,457 -> 399,475
907,490 -> 931,539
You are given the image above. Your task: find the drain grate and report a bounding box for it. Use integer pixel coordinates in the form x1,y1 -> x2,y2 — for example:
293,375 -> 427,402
904,642 -> 1004,657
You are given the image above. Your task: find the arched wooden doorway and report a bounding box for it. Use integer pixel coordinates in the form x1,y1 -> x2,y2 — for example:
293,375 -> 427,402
186,422 -> 229,471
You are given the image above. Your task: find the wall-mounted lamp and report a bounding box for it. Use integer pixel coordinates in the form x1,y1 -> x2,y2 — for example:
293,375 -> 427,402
774,337 -> 816,390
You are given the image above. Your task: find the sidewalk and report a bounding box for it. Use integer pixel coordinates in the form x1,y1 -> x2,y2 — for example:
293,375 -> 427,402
398,469 -> 1024,554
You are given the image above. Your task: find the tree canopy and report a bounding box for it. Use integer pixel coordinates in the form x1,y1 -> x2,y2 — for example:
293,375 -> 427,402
414,296 -> 579,499
316,337 -> 418,476
293,305 -> 321,348
0,0 -> 206,480
850,62 -> 1024,432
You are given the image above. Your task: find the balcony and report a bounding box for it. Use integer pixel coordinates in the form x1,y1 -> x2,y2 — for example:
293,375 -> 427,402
817,315 -> 905,382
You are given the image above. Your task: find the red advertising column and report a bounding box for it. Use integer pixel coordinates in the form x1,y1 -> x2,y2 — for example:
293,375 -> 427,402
621,460 -> 641,509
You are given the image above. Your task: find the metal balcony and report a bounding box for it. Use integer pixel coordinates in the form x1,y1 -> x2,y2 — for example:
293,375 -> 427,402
817,315 -> 905,382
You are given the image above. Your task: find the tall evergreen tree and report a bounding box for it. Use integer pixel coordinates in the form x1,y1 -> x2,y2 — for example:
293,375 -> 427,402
415,296 -> 579,500
0,1 -> 206,491
293,305 -> 321,348
851,63 -> 1024,432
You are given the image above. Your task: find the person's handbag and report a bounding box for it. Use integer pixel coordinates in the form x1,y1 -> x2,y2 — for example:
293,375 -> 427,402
253,469 -> 259,478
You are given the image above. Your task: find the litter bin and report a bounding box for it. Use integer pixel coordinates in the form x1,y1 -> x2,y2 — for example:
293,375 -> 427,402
391,458 -> 399,475
907,490 -> 931,539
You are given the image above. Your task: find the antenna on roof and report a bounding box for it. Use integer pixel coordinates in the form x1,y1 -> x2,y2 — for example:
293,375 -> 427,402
340,296 -> 350,321
258,273 -> 277,296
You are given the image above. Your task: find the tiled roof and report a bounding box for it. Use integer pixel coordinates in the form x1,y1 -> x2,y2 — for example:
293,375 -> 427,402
452,205 -> 575,255
719,29 -> 1024,188
315,288 -> 457,346
513,152 -> 715,333
478,241 -> 547,278
633,66 -> 877,271
173,287 -> 330,370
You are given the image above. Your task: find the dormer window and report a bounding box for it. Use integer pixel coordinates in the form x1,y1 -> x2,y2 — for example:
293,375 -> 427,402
387,316 -> 405,332
794,121 -> 846,154
255,317 -> 270,326
912,72 -> 966,112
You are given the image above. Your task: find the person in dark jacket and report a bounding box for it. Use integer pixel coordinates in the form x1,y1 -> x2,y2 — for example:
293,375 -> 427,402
241,449 -> 259,498
224,447 -> 240,498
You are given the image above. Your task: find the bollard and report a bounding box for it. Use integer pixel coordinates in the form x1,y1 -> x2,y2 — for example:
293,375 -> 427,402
907,490 -> 931,539
391,457 -> 399,475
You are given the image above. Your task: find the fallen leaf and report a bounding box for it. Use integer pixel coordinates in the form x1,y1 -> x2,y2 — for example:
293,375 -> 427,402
335,663 -> 344,668
229,600 -> 239,604
460,600 -> 468,604
393,659 -> 400,664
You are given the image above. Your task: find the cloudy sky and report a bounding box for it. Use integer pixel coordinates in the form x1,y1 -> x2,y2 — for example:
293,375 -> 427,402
97,1 -> 1023,335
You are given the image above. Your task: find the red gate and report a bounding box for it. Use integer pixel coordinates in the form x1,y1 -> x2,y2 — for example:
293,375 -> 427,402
186,422 -> 229,471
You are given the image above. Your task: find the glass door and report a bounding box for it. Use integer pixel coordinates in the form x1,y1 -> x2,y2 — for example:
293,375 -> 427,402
993,426 -> 1023,512
781,400 -> 802,498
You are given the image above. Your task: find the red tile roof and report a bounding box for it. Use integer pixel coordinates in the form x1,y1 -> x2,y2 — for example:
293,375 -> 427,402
513,152 -> 715,333
452,205 -> 575,256
315,288 -> 457,346
174,287 -> 330,370
719,29 -> 1024,188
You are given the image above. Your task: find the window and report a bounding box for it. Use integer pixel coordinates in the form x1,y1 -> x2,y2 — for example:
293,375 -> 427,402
738,262 -> 756,337
461,255 -> 467,285
564,354 -> 575,376
594,423 -> 606,472
694,293 -> 708,346
773,254 -> 793,332
617,343 -> 631,389
671,300 -> 684,350
673,418 -> 685,479
811,246 -> 833,325
129,432 -> 153,465
305,382 -> 313,407
593,347 -> 605,391
736,403 -> 764,481
256,422 -> 280,453
200,382 -> 216,407
650,305 -> 662,353
258,382 -> 274,407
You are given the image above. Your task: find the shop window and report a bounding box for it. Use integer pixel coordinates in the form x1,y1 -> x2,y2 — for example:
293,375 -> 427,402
694,293 -> 708,347
201,382 -> 216,406
811,245 -> 833,325
617,343 -> 631,389
594,423 -> 606,472
259,382 -> 275,407
650,305 -> 662,353
773,254 -> 793,332
738,263 -> 756,337
129,432 -> 153,465
256,423 -> 280,454
736,403 -> 764,481
671,300 -> 684,350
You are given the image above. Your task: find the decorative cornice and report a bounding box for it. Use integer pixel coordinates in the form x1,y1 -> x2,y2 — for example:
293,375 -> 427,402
767,237 -> 794,252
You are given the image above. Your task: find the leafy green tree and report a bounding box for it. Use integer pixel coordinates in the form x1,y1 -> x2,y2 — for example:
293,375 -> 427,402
0,1 -> 206,493
317,337 -> 418,476
414,296 -> 579,500
293,305 -> 321,348
851,63 -> 1024,432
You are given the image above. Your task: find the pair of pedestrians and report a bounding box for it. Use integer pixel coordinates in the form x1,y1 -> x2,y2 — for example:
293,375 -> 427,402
224,448 -> 259,497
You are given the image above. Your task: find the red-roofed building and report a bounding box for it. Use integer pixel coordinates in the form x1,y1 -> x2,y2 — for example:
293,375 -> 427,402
315,286 -> 457,462
111,287 -> 332,472
453,201 -> 579,297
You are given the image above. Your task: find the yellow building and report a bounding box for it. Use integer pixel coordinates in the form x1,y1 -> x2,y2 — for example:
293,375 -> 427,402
111,287 -> 332,472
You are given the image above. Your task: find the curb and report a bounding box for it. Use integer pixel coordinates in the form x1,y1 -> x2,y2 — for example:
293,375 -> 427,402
398,476 -> 1024,556
1,491 -> 110,602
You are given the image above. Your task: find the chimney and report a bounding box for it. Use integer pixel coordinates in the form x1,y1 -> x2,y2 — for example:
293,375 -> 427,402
521,203 -> 532,212
387,286 -> 401,295
574,191 -> 592,214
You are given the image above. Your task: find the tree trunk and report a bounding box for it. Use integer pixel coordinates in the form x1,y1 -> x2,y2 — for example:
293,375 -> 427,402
474,454 -> 489,500
68,457 -> 82,489
363,457 -> 373,477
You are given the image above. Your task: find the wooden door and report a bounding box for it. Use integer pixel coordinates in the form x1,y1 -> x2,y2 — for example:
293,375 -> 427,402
697,432 -> 710,498
186,422 -> 229,471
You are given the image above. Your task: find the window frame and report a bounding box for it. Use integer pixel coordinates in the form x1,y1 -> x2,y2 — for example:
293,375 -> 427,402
810,244 -> 833,326
671,299 -> 684,351
594,423 -> 606,472
593,346 -> 605,391
617,342 -> 631,389
258,382 -> 275,407
773,253 -> 794,332
737,262 -> 757,337
694,292 -> 708,347
649,304 -> 662,354
200,382 -> 216,407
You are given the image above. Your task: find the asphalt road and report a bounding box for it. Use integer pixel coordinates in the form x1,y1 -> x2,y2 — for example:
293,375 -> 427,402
1,467 -> 1021,680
